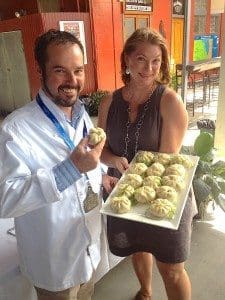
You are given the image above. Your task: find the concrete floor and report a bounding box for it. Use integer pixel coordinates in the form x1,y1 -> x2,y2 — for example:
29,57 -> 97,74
93,206 -> 225,300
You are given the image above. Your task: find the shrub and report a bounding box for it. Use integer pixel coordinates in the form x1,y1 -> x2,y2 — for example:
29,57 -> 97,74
86,90 -> 109,117
181,131 -> 225,219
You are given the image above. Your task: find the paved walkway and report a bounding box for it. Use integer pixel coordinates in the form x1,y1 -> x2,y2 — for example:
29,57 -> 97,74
93,205 -> 225,300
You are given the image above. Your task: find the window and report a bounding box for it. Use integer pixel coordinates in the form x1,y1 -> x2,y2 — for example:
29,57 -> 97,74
210,14 -> 220,35
194,0 -> 207,15
124,15 -> 150,41
194,0 -> 207,35
124,17 -> 135,41
194,15 -> 206,35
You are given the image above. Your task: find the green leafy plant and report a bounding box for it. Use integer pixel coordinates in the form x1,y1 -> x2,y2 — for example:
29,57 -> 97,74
169,73 -> 178,91
86,90 -> 109,117
181,131 -> 225,219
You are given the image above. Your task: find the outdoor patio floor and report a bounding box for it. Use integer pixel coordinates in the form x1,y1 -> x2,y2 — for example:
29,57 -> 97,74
93,206 -> 225,300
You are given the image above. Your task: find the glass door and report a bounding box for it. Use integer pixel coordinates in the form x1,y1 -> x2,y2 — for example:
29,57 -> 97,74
124,15 -> 150,41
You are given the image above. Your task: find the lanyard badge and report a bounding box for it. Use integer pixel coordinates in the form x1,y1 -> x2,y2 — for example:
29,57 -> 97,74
83,185 -> 99,213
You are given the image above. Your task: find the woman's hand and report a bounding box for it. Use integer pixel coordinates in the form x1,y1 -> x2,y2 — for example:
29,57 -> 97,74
102,175 -> 118,194
114,156 -> 129,174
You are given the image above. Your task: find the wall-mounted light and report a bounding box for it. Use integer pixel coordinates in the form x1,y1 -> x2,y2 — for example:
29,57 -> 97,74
15,11 -> 21,18
15,9 -> 27,18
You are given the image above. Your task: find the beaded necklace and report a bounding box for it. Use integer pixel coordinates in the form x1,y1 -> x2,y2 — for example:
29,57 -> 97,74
123,83 -> 156,158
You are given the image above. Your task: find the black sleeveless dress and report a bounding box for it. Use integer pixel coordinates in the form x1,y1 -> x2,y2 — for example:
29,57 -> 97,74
105,85 -> 193,263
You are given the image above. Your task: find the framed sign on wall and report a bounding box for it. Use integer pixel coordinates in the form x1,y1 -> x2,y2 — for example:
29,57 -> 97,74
59,21 -> 87,64
124,0 -> 153,13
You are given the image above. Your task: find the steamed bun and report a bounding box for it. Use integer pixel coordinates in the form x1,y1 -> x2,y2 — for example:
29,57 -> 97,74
134,186 -> 156,204
146,162 -> 165,177
156,186 -> 177,203
142,176 -> 161,189
153,153 -> 171,165
88,127 -> 106,145
116,183 -> 135,198
110,196 -> 131,214
161,175 -> 185,191
170,154 -> 193,168
164,164 -> 186,178
122,174 -> 143,188
135,151 -> 154,166
146,198 -> 176,219
128,162 -> 148,176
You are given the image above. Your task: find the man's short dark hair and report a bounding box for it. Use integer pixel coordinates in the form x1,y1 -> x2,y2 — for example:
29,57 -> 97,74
34,29 -> 84,71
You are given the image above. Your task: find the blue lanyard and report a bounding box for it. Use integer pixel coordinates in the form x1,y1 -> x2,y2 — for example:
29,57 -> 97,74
36,94 -> 87,151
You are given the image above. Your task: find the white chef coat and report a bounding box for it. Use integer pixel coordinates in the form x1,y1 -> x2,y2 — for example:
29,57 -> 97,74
0,89 -> 103,291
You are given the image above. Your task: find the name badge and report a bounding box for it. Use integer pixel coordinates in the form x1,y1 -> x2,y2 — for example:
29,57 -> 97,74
83,186 -> 99,213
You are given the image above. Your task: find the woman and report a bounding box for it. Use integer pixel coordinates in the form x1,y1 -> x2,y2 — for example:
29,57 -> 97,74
98,28 -> 193,300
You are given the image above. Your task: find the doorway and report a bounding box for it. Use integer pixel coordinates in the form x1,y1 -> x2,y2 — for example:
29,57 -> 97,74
171,18 -> 184,65
0,30 -> 31,115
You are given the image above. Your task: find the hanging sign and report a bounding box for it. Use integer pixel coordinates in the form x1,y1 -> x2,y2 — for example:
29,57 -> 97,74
125,0 -> 153,12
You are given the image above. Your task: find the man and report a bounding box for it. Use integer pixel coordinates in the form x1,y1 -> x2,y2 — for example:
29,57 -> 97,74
0,29 -> 115,299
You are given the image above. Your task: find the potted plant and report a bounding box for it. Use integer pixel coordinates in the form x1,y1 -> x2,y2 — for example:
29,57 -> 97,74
86,90 -> 109,117
181,131 -> 225,219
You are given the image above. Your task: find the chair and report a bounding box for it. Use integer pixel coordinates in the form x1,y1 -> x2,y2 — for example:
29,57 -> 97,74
206,69 -> 220,105
175,64 -> 182,92
187,71 -> 208,116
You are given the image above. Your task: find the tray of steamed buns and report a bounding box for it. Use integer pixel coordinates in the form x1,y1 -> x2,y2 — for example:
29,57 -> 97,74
100,151 -> 199,230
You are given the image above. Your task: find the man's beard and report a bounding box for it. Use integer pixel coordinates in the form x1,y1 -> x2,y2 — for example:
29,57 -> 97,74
42,74 -> 81,107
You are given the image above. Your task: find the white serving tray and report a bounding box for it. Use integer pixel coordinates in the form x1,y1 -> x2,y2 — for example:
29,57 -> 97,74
100,152 -> 199,230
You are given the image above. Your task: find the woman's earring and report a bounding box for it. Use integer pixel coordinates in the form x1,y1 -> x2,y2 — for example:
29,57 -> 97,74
125,67 -> 130,75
